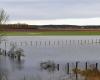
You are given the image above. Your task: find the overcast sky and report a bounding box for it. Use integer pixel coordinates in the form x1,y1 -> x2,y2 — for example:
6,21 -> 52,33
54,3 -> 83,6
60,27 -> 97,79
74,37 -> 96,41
0,0 -> 100,21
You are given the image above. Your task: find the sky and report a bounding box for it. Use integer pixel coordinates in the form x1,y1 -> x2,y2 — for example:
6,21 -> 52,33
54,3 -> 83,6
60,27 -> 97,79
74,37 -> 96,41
0,0 -> 100,21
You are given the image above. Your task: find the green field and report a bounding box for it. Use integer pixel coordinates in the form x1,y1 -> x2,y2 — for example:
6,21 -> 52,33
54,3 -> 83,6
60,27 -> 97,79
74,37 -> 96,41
0,31 -> 100,36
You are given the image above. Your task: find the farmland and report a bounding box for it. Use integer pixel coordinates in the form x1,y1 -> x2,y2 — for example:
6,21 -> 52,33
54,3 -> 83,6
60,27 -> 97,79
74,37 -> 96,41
1,24 -> 100,35
0,30 -> 100,36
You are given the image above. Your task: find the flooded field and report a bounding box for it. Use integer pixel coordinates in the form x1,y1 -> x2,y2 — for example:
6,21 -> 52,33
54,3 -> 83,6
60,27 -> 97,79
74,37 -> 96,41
0,36 -> 100,80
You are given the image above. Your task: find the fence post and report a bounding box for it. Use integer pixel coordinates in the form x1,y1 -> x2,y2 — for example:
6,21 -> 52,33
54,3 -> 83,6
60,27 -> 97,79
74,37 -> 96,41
58,40 -> 59,46
85,62 -> 88,70
84,40 -> 86,44
45,41 -> 46,46
95,63 -> 98,70
39,41 -> 41,46
30,41 -> 32,46
73,40 -> 75,44
66,40 -> 67,45
49,41 -> 50,46
36,41 -> 37,46
88,40 -> 89,44
96,39 -> 98,45
81,40 -> 82,45
70,40 -> 71,45
99,39 -> 100,44
20,42 -> 23,46
4,41 -> 7,56
54,41 -> 55,46
67,63 -> 70,74
78,40 -> 79,44
92,39 -> 93,45
75,61 -> 79,80
57,64 -> 59,71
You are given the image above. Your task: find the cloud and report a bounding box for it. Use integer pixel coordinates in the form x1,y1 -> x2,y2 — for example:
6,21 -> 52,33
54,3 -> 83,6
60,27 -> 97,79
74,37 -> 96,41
0,0 -> 100,20
7,17 -> 100,25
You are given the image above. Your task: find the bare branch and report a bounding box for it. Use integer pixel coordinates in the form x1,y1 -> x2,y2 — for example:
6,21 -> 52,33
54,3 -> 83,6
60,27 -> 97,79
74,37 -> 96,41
0,8 -> 9,24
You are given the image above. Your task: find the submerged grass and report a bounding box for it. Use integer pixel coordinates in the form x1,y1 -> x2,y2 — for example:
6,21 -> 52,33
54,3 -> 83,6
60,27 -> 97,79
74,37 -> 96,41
0,31 -> 100,36
73,68 -> 100,80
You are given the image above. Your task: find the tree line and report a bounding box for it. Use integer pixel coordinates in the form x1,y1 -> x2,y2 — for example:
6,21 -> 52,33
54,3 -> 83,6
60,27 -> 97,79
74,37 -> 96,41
1,8 -> 100,30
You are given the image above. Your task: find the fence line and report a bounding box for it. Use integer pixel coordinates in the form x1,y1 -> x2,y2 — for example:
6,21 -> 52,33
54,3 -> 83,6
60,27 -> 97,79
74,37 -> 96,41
1,39 -> 100,47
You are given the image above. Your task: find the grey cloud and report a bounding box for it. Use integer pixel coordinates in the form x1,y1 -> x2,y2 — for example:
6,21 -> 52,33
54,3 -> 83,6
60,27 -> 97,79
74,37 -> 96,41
0,0 -> 100,20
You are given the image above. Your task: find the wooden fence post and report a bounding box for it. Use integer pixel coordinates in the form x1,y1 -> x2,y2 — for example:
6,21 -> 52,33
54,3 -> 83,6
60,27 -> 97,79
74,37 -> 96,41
20,42 -> 23,46
30,41 -> 32,46
67,63 -> 70,74
70,40 -> 71,45
57,64 -> 59,71
4,41 -> 7,56
49,41 -> 50,46
95,63 -> 98,70
66,40 -> 67,45
85,62 -> 88,70
75,61 -> 79,80
92,39 -> 93,45
36,41 -> 37,46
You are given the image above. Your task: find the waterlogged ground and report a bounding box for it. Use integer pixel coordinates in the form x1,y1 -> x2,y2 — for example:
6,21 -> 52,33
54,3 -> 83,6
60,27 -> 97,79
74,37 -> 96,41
1,36 -> 100,80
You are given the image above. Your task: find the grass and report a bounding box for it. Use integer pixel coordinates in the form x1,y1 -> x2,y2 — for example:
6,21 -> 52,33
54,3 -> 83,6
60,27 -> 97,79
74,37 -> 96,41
73,68 -> 100,80
0,31 -> 100,36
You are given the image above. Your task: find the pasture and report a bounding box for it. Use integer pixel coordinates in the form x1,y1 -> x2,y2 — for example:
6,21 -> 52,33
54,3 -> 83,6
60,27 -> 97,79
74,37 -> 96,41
0,31 -> 100,36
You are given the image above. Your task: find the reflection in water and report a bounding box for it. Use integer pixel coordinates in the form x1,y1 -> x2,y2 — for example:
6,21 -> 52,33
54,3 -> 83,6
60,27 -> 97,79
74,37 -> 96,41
0,56 -> 9,80
0,43 -> 25,80
1,36 -> 100,80
0,55 -> 25,80
0,68 -> 9,80
9,58 -> 25,70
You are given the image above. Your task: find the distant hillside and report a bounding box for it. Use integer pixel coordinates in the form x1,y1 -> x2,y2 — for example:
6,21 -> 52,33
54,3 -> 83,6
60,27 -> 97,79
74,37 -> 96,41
1,24 -> 100,31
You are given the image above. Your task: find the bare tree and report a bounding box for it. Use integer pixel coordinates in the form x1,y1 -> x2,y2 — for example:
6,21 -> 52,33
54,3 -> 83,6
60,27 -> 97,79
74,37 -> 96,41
0,8 -> 9,24
0,9 -> 8,45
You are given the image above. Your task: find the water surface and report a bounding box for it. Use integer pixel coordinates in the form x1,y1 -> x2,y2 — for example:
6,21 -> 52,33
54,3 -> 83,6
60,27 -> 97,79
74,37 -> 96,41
0,36 -> 100,80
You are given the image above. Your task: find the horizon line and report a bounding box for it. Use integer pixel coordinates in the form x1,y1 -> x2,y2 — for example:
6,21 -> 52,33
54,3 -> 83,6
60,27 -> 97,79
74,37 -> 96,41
7,17 -> 100,26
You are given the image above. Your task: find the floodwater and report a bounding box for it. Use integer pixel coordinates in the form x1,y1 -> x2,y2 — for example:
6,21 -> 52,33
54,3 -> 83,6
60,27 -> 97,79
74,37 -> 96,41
0,36 -> 100,80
